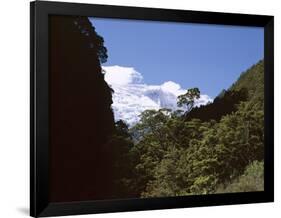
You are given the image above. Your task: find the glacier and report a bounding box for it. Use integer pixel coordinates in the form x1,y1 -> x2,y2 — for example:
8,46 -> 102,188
103,65 -> 212,126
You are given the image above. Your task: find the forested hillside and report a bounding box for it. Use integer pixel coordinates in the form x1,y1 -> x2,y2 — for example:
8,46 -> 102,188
111,60 -> 264,198
231,60 -> 264,105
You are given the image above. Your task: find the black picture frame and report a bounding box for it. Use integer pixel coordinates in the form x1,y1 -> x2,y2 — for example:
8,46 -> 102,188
30,1 -> 274,217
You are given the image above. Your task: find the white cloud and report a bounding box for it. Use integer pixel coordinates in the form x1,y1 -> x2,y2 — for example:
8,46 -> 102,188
103,65 -> 143,85
103,66 -> 213,126
160,81 -> 183,96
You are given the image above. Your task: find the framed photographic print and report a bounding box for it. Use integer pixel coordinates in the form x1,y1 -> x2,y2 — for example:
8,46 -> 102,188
30,1 -> 274,217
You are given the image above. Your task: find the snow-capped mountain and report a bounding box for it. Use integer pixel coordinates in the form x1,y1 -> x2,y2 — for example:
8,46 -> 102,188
103,66 -> 212,126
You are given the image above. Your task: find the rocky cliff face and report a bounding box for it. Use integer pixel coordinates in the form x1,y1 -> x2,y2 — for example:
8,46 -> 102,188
49,16 -> 115,202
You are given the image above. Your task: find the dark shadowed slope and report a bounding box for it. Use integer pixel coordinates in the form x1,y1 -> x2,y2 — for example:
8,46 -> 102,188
50,16 -> 115,202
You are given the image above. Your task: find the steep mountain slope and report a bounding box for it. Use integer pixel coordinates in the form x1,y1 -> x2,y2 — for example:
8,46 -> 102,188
50,16 -> 115,202
185,60 -> 264,121
230,60 -> 264,105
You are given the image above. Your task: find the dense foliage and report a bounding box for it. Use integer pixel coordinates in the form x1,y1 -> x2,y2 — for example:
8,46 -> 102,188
110,60 -> 264,198
216,161 -> 264,193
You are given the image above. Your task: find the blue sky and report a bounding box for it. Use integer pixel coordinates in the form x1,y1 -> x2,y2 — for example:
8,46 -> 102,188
89,17 -> 263,98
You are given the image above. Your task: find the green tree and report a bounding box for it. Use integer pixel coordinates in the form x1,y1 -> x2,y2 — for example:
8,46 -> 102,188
177,88 -> 200,114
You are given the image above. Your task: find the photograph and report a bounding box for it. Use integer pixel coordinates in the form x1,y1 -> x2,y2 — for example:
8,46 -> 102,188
49,15 -> 264,202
